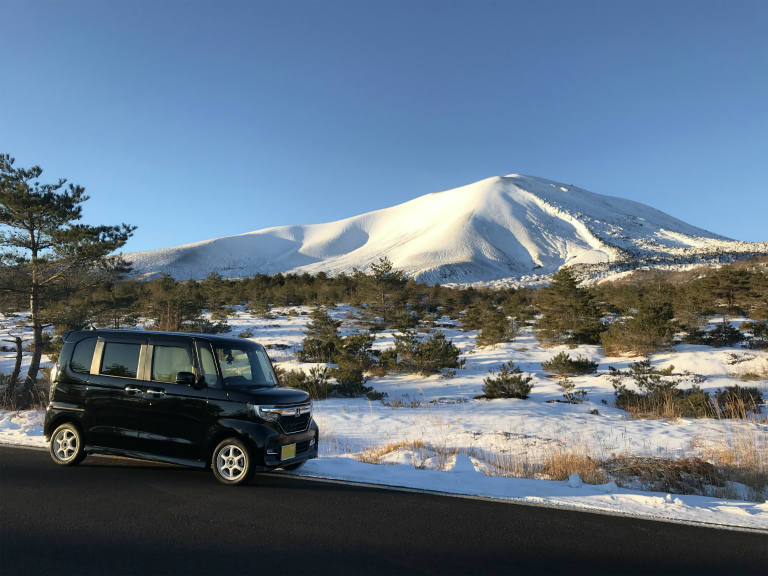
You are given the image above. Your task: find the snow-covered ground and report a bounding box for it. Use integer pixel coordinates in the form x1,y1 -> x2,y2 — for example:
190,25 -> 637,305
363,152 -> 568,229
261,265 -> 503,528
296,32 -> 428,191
0,313 -> 52,376
2,307 -> 767,531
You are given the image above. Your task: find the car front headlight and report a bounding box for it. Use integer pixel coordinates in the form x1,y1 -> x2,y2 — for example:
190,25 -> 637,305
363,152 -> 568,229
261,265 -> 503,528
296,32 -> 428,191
248,404 -> 280,422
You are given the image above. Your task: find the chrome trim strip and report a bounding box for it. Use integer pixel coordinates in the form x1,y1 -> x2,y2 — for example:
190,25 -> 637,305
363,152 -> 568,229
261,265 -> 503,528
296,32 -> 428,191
48,402 -> 85,413
261,405 -> 312,416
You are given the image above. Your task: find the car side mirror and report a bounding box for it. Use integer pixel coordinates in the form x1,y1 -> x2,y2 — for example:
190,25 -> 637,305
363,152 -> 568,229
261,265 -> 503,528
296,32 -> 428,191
176,371 -> 196,386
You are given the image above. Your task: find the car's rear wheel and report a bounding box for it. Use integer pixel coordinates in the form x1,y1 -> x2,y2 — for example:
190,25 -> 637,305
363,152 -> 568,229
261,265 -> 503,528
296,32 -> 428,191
49,422 -> 86,466
212,438 -> 253,486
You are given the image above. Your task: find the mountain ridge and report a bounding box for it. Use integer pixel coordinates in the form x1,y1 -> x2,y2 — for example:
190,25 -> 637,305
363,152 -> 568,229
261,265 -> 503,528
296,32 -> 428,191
127,174 -> 766,284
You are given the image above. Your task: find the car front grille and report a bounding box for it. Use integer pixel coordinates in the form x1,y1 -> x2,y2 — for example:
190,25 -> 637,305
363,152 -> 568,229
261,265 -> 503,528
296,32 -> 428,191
279,411 -> 312,434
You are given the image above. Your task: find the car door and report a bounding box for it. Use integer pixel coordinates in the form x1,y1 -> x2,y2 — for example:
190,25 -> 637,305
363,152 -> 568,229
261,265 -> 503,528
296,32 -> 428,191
133,337 -> 211,461
84,336 -> 147,451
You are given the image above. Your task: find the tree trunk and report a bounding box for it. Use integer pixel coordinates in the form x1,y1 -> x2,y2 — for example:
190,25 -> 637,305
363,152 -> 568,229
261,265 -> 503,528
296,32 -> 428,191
9,336 -> 23,390
23,281 -> 44,408
1,336 -> 23,404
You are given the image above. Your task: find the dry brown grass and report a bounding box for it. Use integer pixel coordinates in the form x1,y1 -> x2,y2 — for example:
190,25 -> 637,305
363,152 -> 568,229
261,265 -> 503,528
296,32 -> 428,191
358,439 -> 611,485
380,397 -> 425,409
691,426 -> 768,499
541,451 -> 609,484
623,393 -> 688,420
0,382 -> 49,411
356,440 -> 461,471
357,440 -> 429,465
350,430 -> 768,501
478,451 -> 540,479
603,456 -> 723,494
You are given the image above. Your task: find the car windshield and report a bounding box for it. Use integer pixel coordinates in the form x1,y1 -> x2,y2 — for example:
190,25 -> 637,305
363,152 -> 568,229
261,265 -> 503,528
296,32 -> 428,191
213,342 -> 277,389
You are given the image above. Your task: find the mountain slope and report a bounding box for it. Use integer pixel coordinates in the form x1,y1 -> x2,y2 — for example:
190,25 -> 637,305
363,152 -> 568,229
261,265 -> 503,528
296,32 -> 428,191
127,174 -> 765,283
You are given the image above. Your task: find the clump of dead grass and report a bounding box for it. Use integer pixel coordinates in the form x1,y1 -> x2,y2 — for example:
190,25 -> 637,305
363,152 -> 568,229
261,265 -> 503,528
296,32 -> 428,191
603,456 -> 724,495
356,440 -> 461,471
691,427 -> 768,500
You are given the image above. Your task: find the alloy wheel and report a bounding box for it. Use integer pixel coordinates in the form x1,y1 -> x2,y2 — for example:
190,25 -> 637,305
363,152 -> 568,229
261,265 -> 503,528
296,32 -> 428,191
216,444 -> 247,482
52,427 -> 79,462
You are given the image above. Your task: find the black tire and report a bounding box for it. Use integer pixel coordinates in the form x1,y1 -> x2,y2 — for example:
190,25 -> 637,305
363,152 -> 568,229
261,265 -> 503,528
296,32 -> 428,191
211,438 -> 253,486
282,461 -> 305,471
49,422 -> 86,466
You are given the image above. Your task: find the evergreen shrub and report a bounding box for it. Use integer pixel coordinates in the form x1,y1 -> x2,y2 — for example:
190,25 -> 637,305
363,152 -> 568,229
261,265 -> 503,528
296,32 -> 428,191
713,385 -> 764,416
476,308 -> 518,347
482,362 -> 533,399
384,331 -> 463,375
685,321 -> 744,347
541,352 -> 598,376
610,361 -> 762,419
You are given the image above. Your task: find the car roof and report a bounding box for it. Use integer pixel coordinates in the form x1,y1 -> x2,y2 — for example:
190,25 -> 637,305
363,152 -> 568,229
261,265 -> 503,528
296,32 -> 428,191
64,329 -> 257,345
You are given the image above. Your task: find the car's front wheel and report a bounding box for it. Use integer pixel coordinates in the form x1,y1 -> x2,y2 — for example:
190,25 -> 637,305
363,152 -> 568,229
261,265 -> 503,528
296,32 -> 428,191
211,438 -> 253,486
49,422 -> 86,466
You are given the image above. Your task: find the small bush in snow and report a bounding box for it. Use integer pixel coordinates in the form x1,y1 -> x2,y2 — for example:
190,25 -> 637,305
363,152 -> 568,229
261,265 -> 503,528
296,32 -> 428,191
559,376 -> 587,403
383,331 -> 464,376
279,369 -> 309,392
482,362 -> 533,399
476,308 -> 518,347
278,367 -> 329,398
713,385 -> 764,417
185,318 -> 230,334
609,361 -> 761,419
248,300 -> 275,318
601,300 -> 675,356
278,365 -> 381,400
743,321 -> 768,349
685,321 -> 744,348
297,307 -> 342,364
541,352 -> 598,376
331,363 -> 382,400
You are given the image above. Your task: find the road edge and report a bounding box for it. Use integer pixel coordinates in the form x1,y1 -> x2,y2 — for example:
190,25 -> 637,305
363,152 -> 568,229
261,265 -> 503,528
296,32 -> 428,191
4,441 -> 766,536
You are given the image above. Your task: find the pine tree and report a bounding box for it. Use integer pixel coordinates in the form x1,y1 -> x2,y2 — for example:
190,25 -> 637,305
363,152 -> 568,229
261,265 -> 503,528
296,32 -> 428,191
535,268 -> 603,345
476,307 -> 517,347
370,256 -> 406,308
367,256 -> 407,327
297,307 -> 342,363
0,155 -> 134,404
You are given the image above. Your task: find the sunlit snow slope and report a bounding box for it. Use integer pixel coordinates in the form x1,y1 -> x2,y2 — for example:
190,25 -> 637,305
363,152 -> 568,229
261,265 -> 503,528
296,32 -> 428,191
127,174 -> 765,283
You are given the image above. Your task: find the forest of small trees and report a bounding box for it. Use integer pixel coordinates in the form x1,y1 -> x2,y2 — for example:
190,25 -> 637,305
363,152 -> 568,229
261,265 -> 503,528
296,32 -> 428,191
2,254 -> 766,359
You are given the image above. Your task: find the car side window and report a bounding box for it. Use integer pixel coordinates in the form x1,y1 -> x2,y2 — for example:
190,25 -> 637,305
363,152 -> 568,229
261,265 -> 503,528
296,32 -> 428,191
100,342 -> 141,378
151,345 -> 194,383
216,346 -> 253,386
198,343 -> 220,388
70,338 -> 97,374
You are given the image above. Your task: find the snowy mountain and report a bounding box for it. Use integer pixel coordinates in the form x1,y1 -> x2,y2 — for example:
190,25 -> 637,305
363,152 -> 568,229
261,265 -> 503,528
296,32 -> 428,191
127,174 -> 768,284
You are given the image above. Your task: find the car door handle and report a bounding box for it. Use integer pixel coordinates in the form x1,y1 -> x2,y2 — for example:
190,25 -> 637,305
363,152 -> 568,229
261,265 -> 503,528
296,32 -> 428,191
124,386 -> 142,394
146,388 -> 165,396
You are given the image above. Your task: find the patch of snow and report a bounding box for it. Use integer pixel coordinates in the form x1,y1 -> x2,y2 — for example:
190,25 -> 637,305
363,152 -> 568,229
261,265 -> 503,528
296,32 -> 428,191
568,473 -> 583,488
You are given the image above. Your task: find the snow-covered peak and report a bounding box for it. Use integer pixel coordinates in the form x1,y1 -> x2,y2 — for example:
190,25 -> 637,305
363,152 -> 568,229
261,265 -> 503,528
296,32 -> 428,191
126,174 -> 766,283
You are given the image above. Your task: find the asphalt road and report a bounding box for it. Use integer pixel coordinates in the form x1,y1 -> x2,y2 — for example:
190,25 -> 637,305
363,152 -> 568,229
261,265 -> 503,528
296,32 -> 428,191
1,446 -> 766,575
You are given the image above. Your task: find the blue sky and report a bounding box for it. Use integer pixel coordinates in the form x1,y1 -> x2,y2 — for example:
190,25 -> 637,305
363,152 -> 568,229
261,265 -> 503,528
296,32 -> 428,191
2,0 -> 766,252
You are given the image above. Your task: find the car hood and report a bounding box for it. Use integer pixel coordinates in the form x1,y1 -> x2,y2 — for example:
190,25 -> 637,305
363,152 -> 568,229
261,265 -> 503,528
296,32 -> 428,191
226,387 -> 310,406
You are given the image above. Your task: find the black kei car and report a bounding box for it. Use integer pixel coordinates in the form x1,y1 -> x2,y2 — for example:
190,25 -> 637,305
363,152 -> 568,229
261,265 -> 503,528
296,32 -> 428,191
44,329 -> 318,485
